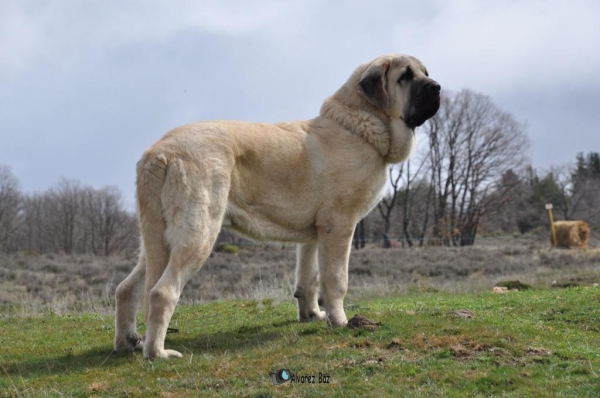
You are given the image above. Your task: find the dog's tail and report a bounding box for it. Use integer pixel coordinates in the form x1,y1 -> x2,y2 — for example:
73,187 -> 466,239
136,151 -> 170,321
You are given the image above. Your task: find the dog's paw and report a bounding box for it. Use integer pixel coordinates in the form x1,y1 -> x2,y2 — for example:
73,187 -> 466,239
114,332 -> 143,353
310,310 -> 327,321
326,315 -> 348,328
299,310 -> 327,323
144,348 -> 183,360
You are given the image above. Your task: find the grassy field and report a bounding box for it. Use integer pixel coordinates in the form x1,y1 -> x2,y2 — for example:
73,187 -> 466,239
1,287 -> 600,397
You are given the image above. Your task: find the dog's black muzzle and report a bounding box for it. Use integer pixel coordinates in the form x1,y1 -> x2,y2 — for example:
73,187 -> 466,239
404,78 -> 441,128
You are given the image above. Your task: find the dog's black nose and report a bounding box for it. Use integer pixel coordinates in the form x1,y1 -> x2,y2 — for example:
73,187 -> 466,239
430,82 -> 441,93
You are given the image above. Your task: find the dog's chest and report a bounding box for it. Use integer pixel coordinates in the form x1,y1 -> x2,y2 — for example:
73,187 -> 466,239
357,171 -> 388,218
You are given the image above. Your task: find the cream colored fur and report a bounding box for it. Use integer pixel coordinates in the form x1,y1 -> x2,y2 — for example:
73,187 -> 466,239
114,54 -> 438,359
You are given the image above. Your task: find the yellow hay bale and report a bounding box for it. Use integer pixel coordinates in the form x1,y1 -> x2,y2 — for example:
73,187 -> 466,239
550,220 -> 590,249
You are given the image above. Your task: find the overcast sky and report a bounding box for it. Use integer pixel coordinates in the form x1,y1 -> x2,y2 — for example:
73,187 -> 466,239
1,0 -> 599,207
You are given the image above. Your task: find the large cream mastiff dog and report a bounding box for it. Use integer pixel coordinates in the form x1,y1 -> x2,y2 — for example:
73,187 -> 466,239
115,54 -> 441,359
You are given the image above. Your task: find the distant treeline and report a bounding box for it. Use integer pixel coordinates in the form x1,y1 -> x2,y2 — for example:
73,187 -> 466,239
0,173 -> 138,255
352,150 -> 600,249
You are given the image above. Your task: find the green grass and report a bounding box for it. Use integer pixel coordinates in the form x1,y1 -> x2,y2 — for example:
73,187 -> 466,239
1,288 -> 600,397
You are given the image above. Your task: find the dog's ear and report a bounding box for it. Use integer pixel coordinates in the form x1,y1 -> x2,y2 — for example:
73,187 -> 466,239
359,59 -> 391,109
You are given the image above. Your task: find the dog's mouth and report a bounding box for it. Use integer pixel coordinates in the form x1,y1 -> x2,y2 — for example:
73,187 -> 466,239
403,96 -> 440,128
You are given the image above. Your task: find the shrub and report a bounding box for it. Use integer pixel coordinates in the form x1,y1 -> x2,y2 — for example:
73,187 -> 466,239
495,280 -> 532,290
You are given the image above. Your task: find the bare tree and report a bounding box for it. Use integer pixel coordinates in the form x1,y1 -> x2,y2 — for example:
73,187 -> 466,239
424,93 -> 464,245
422,90 -> 529,245
398,154 -> 432,247
20,194 -> 45,253
0,166 -> 21,252
377,164 -> 404,248
82,186 -> 136,255
46,179 -> 82,254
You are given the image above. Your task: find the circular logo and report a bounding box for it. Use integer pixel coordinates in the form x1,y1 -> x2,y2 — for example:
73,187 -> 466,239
272,368 -> 292,384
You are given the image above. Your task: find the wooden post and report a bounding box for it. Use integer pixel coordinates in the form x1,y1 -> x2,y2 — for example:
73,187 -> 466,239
546,203 -> 557,246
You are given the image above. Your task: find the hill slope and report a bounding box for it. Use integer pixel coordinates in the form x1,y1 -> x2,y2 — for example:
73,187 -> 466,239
2,287 -> 600,397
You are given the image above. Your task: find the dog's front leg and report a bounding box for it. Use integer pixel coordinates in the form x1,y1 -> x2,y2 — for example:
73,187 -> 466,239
294,242 -> 326,322
317,222 -> 354,327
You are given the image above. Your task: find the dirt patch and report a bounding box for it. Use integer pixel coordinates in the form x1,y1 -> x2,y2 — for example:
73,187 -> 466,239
404,334 -> 508,360
347,315 -> 380,331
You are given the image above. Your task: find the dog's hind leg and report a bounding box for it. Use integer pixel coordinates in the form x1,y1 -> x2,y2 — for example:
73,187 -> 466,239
114,250 -> 146,352
294,242 -> 326,322
143,157 -> 229,359
114,152 -> 172,355
143,240 -> 218,359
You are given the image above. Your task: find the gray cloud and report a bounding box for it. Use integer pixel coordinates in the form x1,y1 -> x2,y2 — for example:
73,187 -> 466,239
1,0 -> 598,207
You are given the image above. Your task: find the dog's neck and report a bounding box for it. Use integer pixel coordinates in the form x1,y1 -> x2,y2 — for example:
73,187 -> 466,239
320,96 -> 391,158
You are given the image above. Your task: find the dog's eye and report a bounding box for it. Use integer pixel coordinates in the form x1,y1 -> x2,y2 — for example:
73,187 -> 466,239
398,68 -> 414,83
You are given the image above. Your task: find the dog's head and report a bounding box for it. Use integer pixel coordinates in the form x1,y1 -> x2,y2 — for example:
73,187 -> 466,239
358,54 -> 440,129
